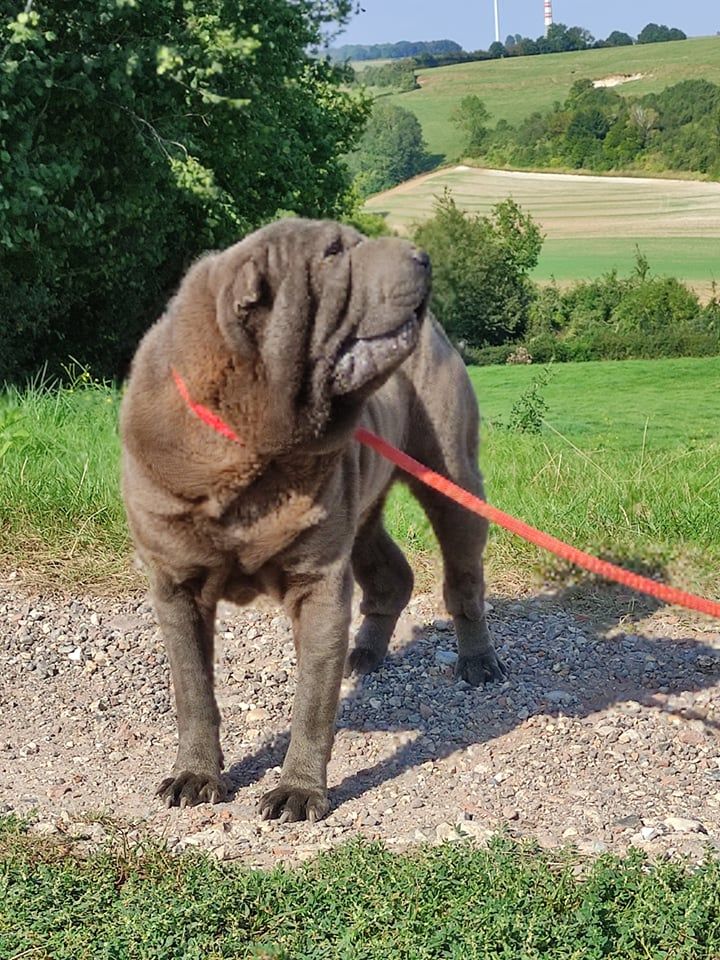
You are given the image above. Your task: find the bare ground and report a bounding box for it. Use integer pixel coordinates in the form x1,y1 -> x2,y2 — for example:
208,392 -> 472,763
2,572 -> 719,868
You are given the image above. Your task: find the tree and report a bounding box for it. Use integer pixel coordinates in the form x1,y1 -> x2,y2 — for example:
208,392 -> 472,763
638,23 -> 687,43
413,191 -> 543,346
348,102 -> 432,195
451,95 -> 491,153
0,0 -> 368,382
628,104 -> 659,146
488,41 -> 506,59
605,30 -> 634,47
566,26 -> 594,50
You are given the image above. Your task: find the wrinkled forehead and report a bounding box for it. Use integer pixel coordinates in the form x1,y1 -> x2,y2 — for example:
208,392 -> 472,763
211,219 -> 366,292
259,219 -> 364,262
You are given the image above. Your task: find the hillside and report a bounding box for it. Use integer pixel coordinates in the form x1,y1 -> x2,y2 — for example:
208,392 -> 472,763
364,166 -> 720,293
388,37 -> 720,160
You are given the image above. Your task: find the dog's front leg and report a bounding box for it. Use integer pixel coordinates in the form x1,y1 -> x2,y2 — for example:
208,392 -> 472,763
151,569 -> 226,807
259,563 -> 352,823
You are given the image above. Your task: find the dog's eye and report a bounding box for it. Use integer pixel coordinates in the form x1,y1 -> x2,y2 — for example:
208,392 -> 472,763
323,237 -> 343,259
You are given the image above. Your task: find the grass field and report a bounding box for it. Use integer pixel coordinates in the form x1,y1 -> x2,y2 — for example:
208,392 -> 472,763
1,357 -> 718,596
387,356 -> 720,593
388,36 -> 720,160
3,820 -> 720,959
365,166 -> 720,291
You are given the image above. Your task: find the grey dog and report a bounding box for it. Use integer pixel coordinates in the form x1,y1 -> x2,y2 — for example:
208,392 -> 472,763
120,218 -> 505,823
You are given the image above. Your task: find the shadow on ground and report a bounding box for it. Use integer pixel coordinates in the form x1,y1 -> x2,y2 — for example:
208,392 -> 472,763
225,579 -> 719,811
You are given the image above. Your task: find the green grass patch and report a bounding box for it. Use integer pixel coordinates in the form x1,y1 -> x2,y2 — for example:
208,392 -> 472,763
389,37 -> 720,160
2,820 -> 720,959
0,369 -> 131,589
385,357 -> 720,594
2,357 -> 718,596
536,237 -> 720,288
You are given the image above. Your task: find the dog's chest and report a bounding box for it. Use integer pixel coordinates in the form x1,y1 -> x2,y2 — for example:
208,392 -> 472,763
214,485 -> 327,574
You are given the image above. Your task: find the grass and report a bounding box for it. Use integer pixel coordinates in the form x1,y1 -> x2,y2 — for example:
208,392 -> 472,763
2,818 -> 720,959
2,357 -> 717,598
0,369 -> 131,589
364,166 -> 720,291
387,36 -> 720,160
536,238 -> 720,292
385,357 -> 720,595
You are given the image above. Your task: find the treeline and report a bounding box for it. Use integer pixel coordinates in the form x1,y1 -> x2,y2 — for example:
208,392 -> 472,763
360,60 -> 418,92
412,193 -> 719,367
471,78 -> 720,178
329,39 -> 461,61
406,22 -> 687,69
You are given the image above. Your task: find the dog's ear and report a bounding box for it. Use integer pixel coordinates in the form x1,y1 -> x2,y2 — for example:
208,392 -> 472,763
216,257 -> 265,358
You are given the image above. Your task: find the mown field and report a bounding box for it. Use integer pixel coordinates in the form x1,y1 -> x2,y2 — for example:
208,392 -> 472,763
1,357 -> 718,597
388,36 -> 720,160
2,821 -> 720,960
365,166 -> 720,292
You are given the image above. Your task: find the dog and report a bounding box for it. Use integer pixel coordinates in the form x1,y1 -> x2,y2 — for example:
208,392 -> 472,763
120,218 -> 505,822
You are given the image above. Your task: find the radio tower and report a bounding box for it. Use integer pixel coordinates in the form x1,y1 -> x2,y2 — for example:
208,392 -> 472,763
544,0 -> 553,35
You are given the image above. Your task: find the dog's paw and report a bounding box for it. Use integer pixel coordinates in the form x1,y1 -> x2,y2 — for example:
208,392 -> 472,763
456,650 -> 507,687
259,784 -> 330,824
156,772 -> 227,808
345,645 -> 384,677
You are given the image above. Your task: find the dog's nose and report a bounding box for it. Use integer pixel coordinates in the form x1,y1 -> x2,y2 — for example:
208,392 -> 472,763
413,249 -> 431,271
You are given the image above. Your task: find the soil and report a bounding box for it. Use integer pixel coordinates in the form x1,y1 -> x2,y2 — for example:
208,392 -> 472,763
2,572 -> 719,868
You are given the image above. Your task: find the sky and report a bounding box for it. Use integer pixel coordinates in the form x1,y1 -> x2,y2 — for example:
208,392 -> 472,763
336,1 -> 718,50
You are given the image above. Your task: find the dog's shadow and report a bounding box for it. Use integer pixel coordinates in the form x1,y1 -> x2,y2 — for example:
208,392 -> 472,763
224,580 -> 719,810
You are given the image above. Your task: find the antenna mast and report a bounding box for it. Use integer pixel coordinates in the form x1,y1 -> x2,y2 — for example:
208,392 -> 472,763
544,0 -> 553,35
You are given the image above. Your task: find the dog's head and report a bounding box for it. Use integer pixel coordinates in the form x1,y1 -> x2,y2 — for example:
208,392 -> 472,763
186,218 -> 430,447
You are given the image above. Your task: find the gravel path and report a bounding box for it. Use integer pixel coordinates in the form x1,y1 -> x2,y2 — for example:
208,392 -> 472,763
2,573 -> 719,868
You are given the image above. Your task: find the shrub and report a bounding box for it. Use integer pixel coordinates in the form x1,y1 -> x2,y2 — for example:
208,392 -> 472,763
413,191 -> 543,347
0,1 -> 367,383
479,255 -> 720,365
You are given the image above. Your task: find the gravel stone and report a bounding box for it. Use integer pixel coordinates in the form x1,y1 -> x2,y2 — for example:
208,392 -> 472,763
1,579 -> 719,867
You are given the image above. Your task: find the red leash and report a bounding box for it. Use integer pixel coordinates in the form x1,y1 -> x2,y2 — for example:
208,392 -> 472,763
355,427 -> 720,620
172,369 -> 720,619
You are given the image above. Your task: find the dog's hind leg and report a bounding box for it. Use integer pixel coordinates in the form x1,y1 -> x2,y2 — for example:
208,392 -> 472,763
347,504 -> 414,676
407,353 -> 506,687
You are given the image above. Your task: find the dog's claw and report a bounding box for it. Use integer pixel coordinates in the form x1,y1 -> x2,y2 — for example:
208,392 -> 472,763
260,784 -> 330,824
455,651 -> 507,687
156,772 -> 226,808
346,646 -> 384,677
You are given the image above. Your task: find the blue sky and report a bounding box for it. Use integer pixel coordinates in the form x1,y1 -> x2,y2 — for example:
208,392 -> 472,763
337,1 -> 718,50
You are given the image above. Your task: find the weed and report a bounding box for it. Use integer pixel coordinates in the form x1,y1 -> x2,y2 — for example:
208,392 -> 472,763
506,364 -> 554,434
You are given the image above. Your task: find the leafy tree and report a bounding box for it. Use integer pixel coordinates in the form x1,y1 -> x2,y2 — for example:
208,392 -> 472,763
637,23 -> 687,43
451,95 -> 491,153
0,0 -> 367,381
538,23 -> 592,54
488,41 -> 506,59
484,76 -> 720,178
513,37 -> 539,56
413,191 -> 543,346
348,102 -> 432,195
605,30 -> 634,46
